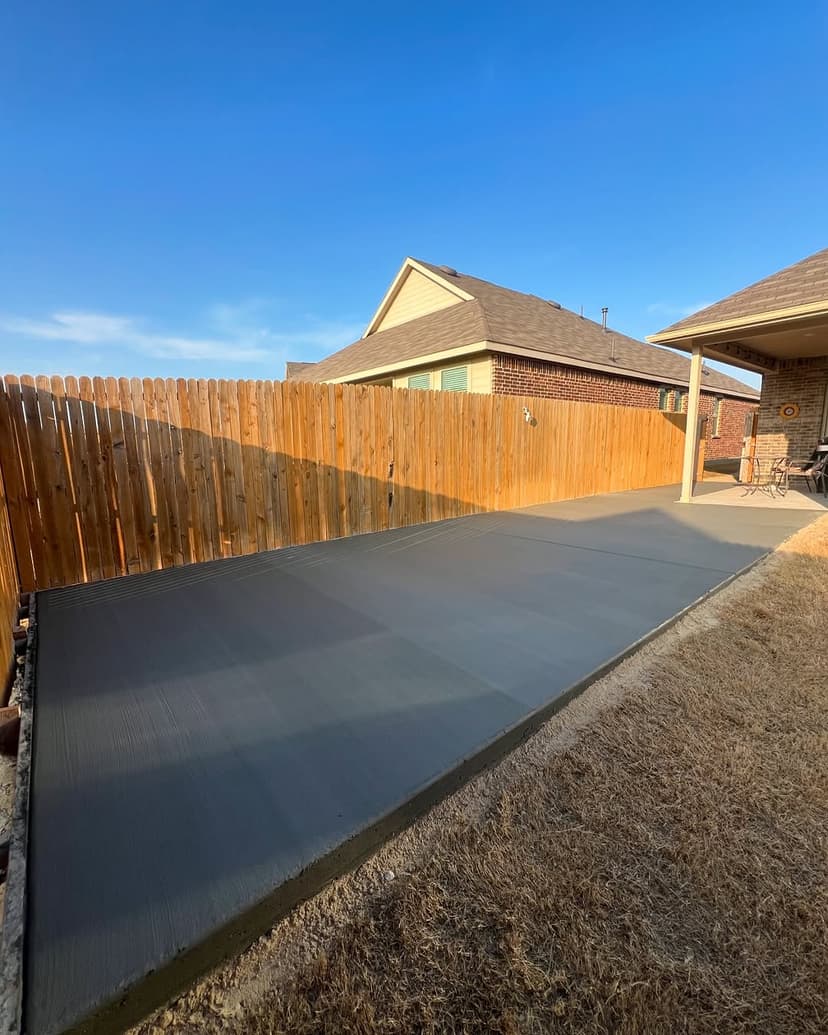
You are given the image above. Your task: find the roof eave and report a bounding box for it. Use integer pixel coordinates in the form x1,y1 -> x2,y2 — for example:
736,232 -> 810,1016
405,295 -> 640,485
319,341 -> 492,384
648,298 -> 828,346
488,342 -> 758,400
311,340 -> 758,401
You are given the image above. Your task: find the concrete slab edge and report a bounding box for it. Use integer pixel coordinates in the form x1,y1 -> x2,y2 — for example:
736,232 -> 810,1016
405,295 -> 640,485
66,550 -> 772,1035
0,596 -> 37,1035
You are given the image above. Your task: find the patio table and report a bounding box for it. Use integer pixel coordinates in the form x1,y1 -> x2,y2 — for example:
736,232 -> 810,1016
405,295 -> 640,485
742,456 -> 787,498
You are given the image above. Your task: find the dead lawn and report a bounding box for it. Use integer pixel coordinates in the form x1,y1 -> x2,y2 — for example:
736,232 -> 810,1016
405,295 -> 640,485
143,515 -> 828,1035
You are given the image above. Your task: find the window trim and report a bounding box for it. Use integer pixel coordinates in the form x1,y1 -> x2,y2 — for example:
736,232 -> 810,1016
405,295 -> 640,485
658,386 -> 683,412
711,396 -> 723,438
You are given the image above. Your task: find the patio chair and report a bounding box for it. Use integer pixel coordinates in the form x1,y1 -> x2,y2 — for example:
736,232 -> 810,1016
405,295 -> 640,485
784,453 -> 828,496
768,457 -> 791,496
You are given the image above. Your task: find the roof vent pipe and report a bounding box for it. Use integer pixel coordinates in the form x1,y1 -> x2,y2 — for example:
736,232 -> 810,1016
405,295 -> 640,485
601,307 -> 608,330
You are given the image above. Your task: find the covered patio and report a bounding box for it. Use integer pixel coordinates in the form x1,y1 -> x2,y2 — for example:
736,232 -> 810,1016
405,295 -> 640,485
650,247 -> 828,502
694,481 -> 828,511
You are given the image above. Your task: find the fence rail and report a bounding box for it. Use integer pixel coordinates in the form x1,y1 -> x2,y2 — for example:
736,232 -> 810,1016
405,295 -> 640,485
0,375 -> 689,593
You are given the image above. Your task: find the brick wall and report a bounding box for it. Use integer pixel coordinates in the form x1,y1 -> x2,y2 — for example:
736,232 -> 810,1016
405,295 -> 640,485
755,356 -> 828,464
697,392 -> 753,461
491,353 -> 757,460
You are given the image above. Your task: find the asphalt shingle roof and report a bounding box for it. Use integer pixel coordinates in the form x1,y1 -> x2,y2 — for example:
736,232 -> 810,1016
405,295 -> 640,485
284,361 -> 314,378
655,247 -> 828,337
292,260 -> 759,399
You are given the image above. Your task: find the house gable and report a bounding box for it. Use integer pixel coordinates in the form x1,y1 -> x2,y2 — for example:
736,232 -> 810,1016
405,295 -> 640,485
366,259 -> 472,335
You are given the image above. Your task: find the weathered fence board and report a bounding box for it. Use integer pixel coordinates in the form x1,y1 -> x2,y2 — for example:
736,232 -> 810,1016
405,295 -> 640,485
0,450 -> 18,681
0,376 -> 689,592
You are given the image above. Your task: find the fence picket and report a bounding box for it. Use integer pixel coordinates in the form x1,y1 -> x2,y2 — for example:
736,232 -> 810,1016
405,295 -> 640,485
142,378 -> 171,568
28,375 -> 66,587
92,377 -> 126,574
165,378 -> 192,566
0,378 -> 36,591
62,377 -> 96,581
0,450 -> 18,677
269,381 -> 291,548
194,379 -> 220,560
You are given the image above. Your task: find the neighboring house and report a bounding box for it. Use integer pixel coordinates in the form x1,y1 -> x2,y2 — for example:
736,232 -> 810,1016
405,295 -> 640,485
650,246 -> 828,471
288,257 -> 759,460
284,361 -> 314,378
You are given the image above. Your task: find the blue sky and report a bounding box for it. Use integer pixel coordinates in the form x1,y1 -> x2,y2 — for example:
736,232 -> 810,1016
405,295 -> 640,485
2,2 -> 827,390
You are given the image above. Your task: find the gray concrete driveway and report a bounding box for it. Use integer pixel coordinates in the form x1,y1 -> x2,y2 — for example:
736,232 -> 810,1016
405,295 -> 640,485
27,484 -> 818,1034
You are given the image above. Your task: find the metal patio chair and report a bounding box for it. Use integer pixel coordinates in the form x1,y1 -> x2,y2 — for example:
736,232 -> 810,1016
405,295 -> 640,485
769,457 -> 792,497
783,453 -> 828,497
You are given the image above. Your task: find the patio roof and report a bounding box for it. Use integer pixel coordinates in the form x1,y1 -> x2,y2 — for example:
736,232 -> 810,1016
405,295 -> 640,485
648,247 -> 828,373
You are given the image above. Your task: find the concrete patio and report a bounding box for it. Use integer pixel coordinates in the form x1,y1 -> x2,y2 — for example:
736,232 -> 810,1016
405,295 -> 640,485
692,481 -> 828,510
27,484 -> 822,1034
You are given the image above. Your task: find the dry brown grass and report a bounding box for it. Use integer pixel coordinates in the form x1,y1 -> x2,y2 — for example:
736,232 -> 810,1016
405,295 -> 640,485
145,518 -> 828,1035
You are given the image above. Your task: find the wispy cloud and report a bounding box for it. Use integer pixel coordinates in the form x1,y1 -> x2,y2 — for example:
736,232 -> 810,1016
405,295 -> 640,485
0,311 -> 269,362
206,300 -> 362,355
0,303 -> 363,365
646,301 -> 713,319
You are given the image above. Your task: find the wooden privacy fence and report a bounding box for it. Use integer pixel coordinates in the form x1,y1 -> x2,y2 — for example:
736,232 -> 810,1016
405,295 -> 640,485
0,375 -> 690,594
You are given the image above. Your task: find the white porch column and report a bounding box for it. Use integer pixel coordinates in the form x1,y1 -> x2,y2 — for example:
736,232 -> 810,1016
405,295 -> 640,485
679,340 -> 704,503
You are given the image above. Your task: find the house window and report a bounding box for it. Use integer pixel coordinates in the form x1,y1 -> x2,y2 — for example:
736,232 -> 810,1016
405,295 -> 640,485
658,387 -> 681,411
407,372 -> 431,390
440,365 -> 469,392
678,391 -> 688,413
711,397 -> 723,437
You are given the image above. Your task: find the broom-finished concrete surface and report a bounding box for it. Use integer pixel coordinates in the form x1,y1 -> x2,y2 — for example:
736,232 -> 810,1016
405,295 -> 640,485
27,484 -> 818,1034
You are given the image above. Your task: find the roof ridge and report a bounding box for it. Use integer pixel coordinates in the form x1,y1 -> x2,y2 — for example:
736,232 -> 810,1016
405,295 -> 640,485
416,258 -> 598,329
472,296 -> 491,340
419,259 -> 537,303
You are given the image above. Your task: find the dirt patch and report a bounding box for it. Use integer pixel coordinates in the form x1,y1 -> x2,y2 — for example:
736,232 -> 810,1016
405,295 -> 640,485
0,655 -> 24,923
134,517 -> 828,1035
702,461 -> 740,483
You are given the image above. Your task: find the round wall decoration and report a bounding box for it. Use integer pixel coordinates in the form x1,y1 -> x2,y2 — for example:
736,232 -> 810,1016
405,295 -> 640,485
779,402 -> 800,420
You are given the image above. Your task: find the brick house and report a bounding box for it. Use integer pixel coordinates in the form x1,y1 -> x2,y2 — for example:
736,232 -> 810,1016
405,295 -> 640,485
650,246 -> 828,497
289,258 -> 758,460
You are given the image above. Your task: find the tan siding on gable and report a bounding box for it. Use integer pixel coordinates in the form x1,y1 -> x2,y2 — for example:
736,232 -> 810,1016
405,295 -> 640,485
374,269 -> 462,332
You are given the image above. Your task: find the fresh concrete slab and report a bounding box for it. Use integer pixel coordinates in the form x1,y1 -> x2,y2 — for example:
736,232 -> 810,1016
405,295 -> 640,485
26,485 -> 819,1034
